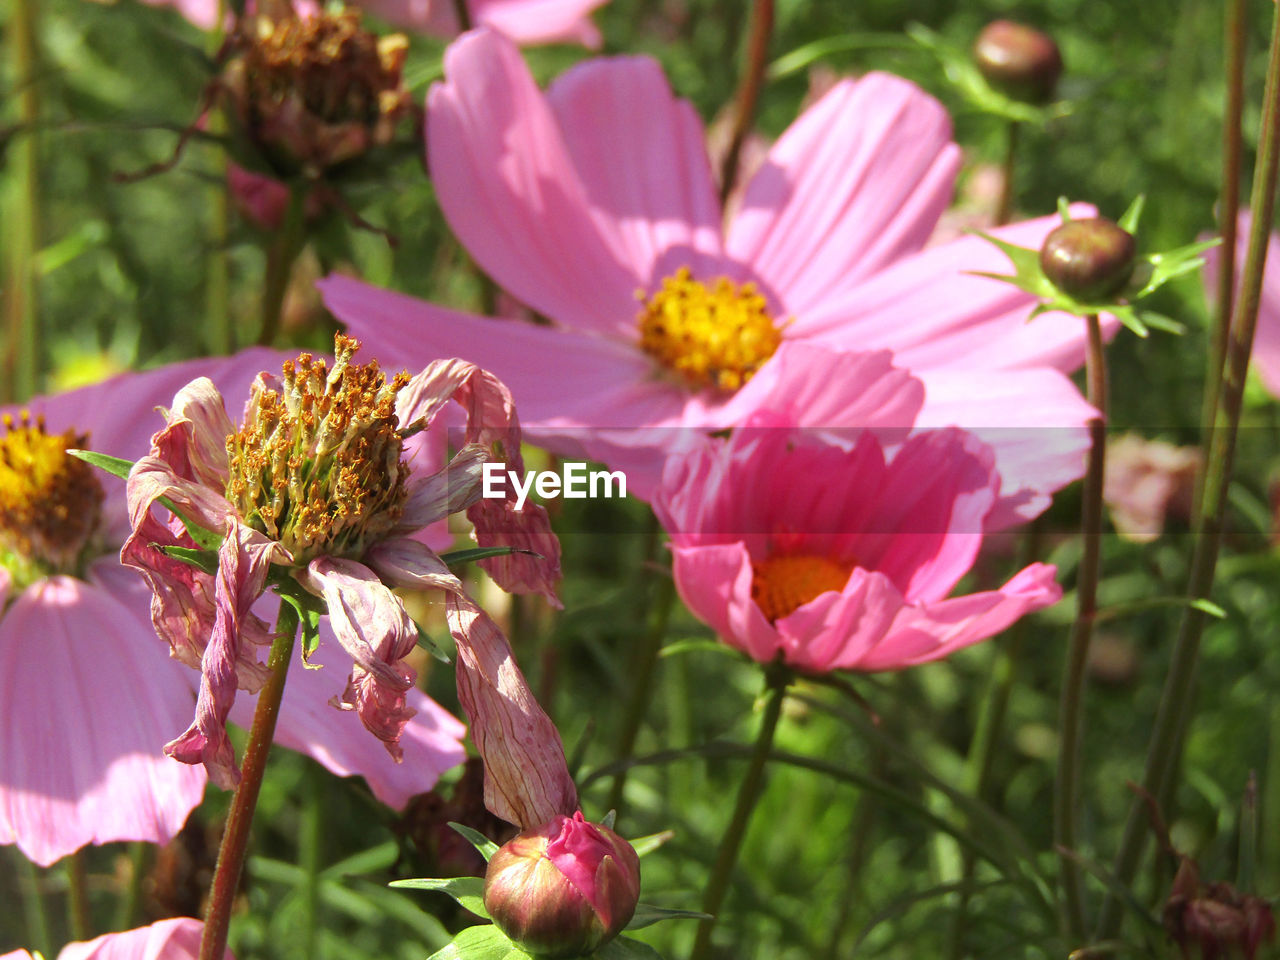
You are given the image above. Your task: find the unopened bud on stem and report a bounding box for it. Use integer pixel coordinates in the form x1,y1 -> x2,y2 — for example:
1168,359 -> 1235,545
973,20 -> 1063,105
1039,217 -> 1136,301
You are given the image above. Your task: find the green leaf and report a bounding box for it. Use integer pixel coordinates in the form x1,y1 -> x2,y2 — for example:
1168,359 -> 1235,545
766,31 -> 918,80
628,831 -> 674,858
389,876 -> 490,919
68,448 -> 133,480
591,936 -> 666,960
449,822 -> 499,861
1094,596 -> 1226,624
441,546 -> 542,567
427,924 -> 533,960
162,544 -> 219,575
625,905 -> 712,930
413,620 -> 453,663
275,586 -> 326,665
1118,194 -> 1146,233
657,639 -> 735,659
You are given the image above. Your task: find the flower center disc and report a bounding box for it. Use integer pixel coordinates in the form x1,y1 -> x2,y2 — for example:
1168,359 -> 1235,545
637,267 -> 783,391
0,413 -> 104,582
751,553 -> 853,622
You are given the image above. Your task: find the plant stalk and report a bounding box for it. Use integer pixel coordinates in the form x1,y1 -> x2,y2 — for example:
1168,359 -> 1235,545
1098,0 -> 1280,938
256,183 -> 308,347
1055,313 -> 1109,942
67,849 -> 91,941
200,602 -> 301,960
995,121 -> 1020,227
689,662 -> 790,960
718,0 -> 775,209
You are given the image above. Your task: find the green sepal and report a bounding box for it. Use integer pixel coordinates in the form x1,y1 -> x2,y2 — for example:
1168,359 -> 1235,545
601,809 -> 617,830
389,876 -> 490,919
426,924 -> 534,960
628,831 -> 674,858
413,620 -> 453,664
590,936 -> 666,960
1117,194 -> 1146,234
275,584 -> 326,665
69,448 -> 225,550
440,546 -> 543,567
625,905 -> 713,930
907,24 -> 1069,125
448,822 -> 499,862
161,545 -> 219,576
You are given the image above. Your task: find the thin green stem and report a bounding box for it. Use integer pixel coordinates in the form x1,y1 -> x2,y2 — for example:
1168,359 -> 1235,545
4,0 -> 42,403
718,0 -> 775,210
1055,313 -> 1108,943
995,121 -> 1020,227
689,662 -> 790,960
1198,0 -> 1247,501
206,139 -> 234,355
257,184 -> 308,347
113,842 -> 148,932
200,601 -> 301,960
18,854 -> 52,959
1098,2 -> 1280,939
67,849 -> 91,941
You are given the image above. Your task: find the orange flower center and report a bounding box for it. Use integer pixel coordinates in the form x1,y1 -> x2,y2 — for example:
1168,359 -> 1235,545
751,553 -> 853,623
637,267 -> 784,391
0,413 -> 104,587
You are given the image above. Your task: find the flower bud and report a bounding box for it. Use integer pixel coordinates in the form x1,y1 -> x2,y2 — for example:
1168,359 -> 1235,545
973,20 -> 1063,104
484,812 -> 641,959
1039,217 -> 1136,301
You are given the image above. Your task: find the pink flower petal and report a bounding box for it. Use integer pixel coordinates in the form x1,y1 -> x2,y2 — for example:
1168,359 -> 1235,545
446,594 -> 577,829
544,56 -> 723,281
397,443 -> 491,530
669,542 -> 781,664
0,573 -> 206,866
151,377 -> 235,490
472,0 -> 607,47
58,917 -> 232,960
1203,209 -> 1280,399
427,29 -> 641,335
727,73 -> 961,314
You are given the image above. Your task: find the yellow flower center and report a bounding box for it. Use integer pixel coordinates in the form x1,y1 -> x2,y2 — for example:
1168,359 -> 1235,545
225,334 -> 410,564
637,267 -> 784,391
751,553 -> 853,623
0,413 -> 104,587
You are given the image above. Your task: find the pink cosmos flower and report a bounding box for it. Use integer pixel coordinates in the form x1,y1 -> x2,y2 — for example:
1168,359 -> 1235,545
122,335 -> 560,789
1103,434 -> 1199,543
1204,209 -> 1280,400
58,918 -> 231,960
0,349 -> 466,868
321,27 -> 1109,528
651,409 -> 1062,673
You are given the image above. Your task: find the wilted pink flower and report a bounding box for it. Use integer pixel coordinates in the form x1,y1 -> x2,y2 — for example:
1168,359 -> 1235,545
652,410 -> 1062,672
1164,858 -> 1276,960
321,28 -> 1109,527
485,811 -> 641,958
1103,434 -> 1200,542
58,917 -> 232,960
1204,209 -> 1280,400
123,335 -> 559,788
0,350 -> 467,867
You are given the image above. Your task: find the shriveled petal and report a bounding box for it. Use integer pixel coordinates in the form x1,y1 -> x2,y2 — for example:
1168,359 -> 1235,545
446,593 -> 577,829
301,557 -> 419,759
364,537 -> 463,594
727,73 -> 961,314
125,454 -> 235,540
397,443 -> 490,531
0,575 -> 206,866
58,917 -> 232,960
166,521 -> 283,788
427,29 -> 640,335
545,55 -> 723,280
151,377 -> 235,490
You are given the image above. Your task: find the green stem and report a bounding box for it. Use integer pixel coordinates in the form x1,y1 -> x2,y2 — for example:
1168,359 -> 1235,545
1198,0 -> 1247,501
994,121 -> 1020,227
67,849 -> 91,941
4,0 -> 41,403
113,842 -> 148,932
718,0 -> 775,210
206,143 -> 233,355
1055,313 -> 1108,942
257,184 -> 308,347
1097,2 -> 1280,939
199,601 -> 301,960
299,765 -> 325,960
18,854 -> 52,959
689,662 -> 790,960
606,574 -> 676,816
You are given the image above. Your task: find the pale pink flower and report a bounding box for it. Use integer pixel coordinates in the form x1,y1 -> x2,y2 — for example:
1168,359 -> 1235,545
1203,209 -> 1280,399
0,350 -> 467,868
1103,434 -> 1199,543
651,409 -> 1062,673
58,917 -> 231,960
122,336 -> 560,789
321,28 -> 1110,528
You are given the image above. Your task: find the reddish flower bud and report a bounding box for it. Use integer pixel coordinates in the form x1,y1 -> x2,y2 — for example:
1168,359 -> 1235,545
1039,217 -> 1137,301
484,812 -> 641,959
1163,858 -> 1277,960
973,20 -> 1063,104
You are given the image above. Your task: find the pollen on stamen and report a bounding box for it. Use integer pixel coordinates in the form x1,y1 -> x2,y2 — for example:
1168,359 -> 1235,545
751,553 -> 854,623
636,267 -> 785,392
0,412 -> 105,584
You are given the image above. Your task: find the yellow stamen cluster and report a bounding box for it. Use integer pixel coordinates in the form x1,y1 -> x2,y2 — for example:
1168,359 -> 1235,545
637,267 -> 784,391
225,334 -> 410,563
0,413 -> 104,585
751,553 -> 853,623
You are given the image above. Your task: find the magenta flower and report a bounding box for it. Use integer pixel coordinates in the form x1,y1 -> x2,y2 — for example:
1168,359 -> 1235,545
651,410 -> 1062,673
122,335 -> 559,789
320,27 -> 1108,527
58,917 -> 232,960
0,350 -> 467,868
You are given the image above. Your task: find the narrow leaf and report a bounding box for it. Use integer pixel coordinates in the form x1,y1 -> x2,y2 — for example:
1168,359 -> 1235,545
625,904 -> 712,930
449,822 -> 499,862
428,924 -> 532,960
1118,195 -> 1146,233
389,876 -> 490,919
441,546 -> 542,567
162,545 -> 219,575
592,936 -> 666,960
